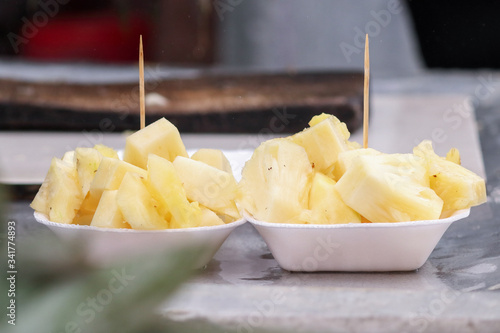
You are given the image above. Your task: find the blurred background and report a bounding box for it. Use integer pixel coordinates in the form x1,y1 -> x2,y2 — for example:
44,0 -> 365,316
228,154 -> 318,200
1,0 -> 499,74
2,3 -> 500,332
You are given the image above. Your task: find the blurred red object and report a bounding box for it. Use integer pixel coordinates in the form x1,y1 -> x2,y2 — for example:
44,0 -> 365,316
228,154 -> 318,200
20,10 -> 150,62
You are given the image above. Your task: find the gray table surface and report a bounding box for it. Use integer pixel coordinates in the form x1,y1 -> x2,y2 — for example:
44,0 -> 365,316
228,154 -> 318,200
4,70 -> 500,332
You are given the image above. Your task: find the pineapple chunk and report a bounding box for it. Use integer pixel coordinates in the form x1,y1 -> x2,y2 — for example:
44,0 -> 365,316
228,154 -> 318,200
414,140 -> 486,211
30,172 -> 52,215
191,149 -> 233,174
335,154 -> 443,222
89,157 -> 147,203
334,148 -> 381,181
308,113 -> 331,127
75,147 -> 103,197
290,115 -> 352,176
93,144 -> 119,159
77,192 -> 100,217
123,117 -> 188,169
446,147 -> 461,165
62,150 -> 75,165
72,211 -> 94,226
30,158 -> 83,224
237,138 -> 313,223
91,190 -> 130,229
308,172 -> 361,224
173,156 -> 240,219
199,206 -> 225,227
146,154 -> 203,228
116,172 -> 168,230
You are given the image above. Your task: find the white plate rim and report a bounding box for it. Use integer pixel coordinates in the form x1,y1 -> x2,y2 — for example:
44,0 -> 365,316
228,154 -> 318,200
246,208 -> 470,230
34,211 -> 246,234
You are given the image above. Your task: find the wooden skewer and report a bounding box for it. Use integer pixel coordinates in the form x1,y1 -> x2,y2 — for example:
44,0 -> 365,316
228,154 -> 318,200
139,35 -> 145,129
363,34 -> 370,149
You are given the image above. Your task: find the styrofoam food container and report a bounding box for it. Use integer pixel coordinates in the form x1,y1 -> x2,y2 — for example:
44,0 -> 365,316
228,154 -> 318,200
34,212 -> 246,268
247,209 -> 470,272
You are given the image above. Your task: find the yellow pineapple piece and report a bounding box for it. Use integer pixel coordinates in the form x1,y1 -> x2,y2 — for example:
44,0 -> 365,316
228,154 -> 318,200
77,192 -> 100,217
414,140 -> 486,211
116,172 -> 168,230
308,113 -> 331,127
91,190 -> 130,229
346,141 -> 362,150
191,148 -> 233,174
290,114 -> 353,176
30,158 -> 83,224
89,157 -> 147,203
237,138 -> 313,223
93,144 -> 119,159
123,117 -> 188,169
199,206 -> 225,227
446,147 -> 461,165
334,148 -> 381,181
62,150 -> 75,165
72,211 -> 94,226
31,172 -> 52,215
308,172 -> 361,224
173,156 -> 240,219
75,147 -> 103,197
146,154 -> 203,228
335,154 -> 443,222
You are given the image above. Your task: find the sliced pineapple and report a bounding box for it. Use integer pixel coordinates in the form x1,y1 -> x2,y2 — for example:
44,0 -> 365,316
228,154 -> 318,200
72,212 -> 94,226
414,140 -> 486,211
116,172 -> 168,230
93,144 -> 119,159
30,158 -> 83,224
198,206 -> 225,227
75,147 -> 103,197
89,157 -> 147,203
446,147 -> 461,165
123,117 -> 188,169
237,138 -> 313,223
91,190 -> 130,229
173,156 -> 240,219
307,172 -> 361,224
62,150 -> 75,165
335,154 -> 443,222
146,154 -> 203,228
290,114 -> 353,176
191,148 -> 233,174
77,192 -> 100,217
334,148 -> 381,181
308,113 -> 331,127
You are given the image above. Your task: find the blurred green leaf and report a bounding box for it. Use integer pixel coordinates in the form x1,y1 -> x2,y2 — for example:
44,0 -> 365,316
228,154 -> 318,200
1,230 -> 203,333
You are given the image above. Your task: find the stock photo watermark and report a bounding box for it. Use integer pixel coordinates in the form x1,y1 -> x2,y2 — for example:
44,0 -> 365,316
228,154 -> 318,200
7,0 -> 71,54
213,0 -> 244,21
237,106 -> 296,152
5,221 -> 17,326
413,74 -> 499,146
56,268 -> 135,333
340,0 -> 402,63
64,64 -> 165,152
406,288 -> 462,333
237,235 -> 341,333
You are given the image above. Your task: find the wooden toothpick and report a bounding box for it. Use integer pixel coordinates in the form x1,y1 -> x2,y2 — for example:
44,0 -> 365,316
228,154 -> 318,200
139,35 -> 145,129
363,34 -> 370,149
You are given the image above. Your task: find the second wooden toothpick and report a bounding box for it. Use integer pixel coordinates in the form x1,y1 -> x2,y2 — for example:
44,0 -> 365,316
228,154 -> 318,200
363,34 -> 370,149
139,35 -> 145,130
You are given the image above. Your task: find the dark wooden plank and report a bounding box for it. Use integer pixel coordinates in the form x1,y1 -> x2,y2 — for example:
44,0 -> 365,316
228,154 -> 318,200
0,71 -> 363,133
